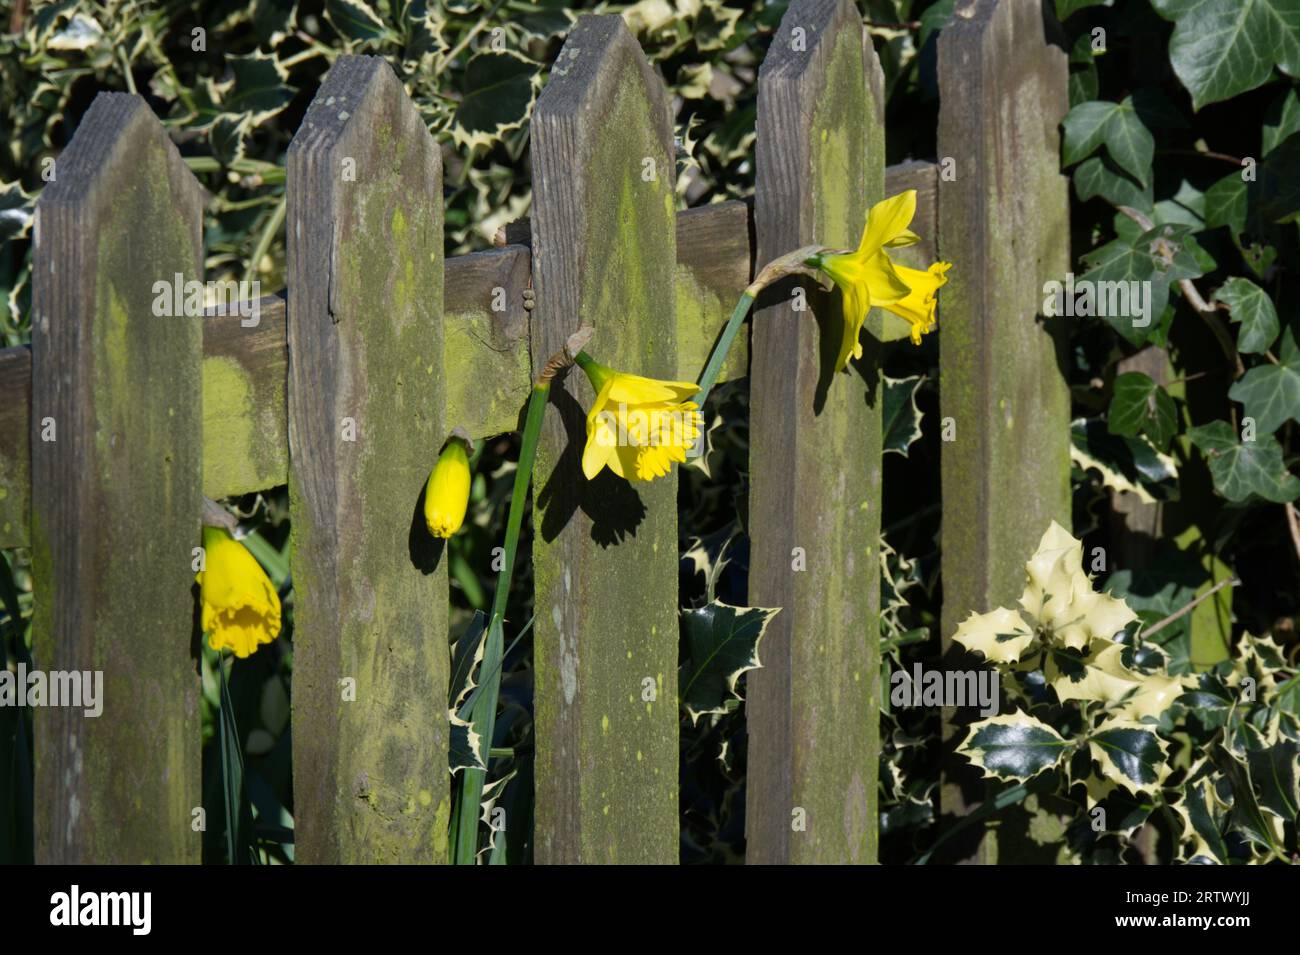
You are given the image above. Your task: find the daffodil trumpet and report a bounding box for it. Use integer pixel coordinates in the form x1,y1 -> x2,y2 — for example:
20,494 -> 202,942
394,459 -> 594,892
196,525 -> 281,659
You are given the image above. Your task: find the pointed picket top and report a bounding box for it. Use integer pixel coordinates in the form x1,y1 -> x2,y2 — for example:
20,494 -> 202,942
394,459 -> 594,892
529,15 -> 680,864
286,54 -> 450,864
31,92 -> 205,863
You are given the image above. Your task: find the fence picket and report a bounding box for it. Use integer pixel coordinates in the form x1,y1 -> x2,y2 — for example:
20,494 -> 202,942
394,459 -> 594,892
528,14 -> 680,864
30,93 -> 204,863
746,0 -> 885,864
285,56 -> 449,863
936,0 -> 1072,862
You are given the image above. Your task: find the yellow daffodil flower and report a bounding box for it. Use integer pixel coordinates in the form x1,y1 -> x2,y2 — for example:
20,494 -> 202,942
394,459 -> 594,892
812,190 -> 951,368
197,526 -> 281,659
576,352 -> 703,483
424,439 -> 472,538
881,261 -> 953,345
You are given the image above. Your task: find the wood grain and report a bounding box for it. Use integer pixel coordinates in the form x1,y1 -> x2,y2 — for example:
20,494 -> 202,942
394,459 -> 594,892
30,93 -> 203,863
746,0 -> 883,864
936,0 -> 1071,864
286,55 -> 449,863
529,14 -> 679,863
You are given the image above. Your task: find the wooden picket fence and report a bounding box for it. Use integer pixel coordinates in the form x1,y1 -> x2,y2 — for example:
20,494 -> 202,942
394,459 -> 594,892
0,0 -> 1070,864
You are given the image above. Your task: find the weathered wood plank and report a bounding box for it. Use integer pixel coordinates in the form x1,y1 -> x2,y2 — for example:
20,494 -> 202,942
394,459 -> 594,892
0,346 -> 29,548
885,159 -> 939,265
202,293 -> 288,499
286,55 -> 449,863
746,0 -> 883,864
0,194 -> 771,543
676,200 -> 752,382
529,14 -> 679,864
30,93 -> 203,863
936,0 -> 1071,863
444,246 -> 532,437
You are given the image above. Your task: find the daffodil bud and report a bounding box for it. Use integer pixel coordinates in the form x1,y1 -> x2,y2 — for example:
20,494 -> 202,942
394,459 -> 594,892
575,352 -> 703,483
424,437 -> 472,538
196,526 -> 281,659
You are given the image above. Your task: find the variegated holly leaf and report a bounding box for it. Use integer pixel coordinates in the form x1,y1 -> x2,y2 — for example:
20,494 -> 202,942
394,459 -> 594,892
449,709 -> 485,775
952,606 -> 1036,664
1088,718 -> 1170,792
451,51 -> 538,152
0,181 -> 35,243
449,610 -> 488,712
1209,745 -> 1281,851
882,374 -> 925,457
1071,418 -> 1179,503
958,712 -> 1072,783
679,600 -> 778,724
1047,640 -> 1187,721
1176,777 -> 1232,863
1246,740 -> 1300,824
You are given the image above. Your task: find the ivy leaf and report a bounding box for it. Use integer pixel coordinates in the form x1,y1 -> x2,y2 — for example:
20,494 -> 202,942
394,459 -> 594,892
1226,328 -> 1300,434
1088,719 -> 1170,792
1216,277 -> 1280,354
678,600 -> 778,724
1151,0 -> 1300,111
1108,371 -> 1178,450
958,712 -> 1072,783
1077,224 -> 1202,346
1187,419 -> 1300,503
1073,156 -> 1153,212
882,374 -> 925,457
1264,87 -> 1300,155
451,51 -> 538,152
1062,97 -> 1154,186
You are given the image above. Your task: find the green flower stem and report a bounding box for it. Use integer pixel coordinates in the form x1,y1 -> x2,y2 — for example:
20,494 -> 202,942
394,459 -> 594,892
453,379 -> 550,864
695,290 -> 754,408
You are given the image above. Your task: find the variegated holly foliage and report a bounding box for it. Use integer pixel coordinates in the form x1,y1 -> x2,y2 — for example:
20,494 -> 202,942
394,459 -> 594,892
953,522 -> 1299,864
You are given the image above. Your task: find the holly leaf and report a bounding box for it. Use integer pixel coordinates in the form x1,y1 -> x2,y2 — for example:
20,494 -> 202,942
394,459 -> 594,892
882,374 -> 925,457
1108,371 -> 1178,450
1062,97 -> 1154,186
958,712 -> 1072,783
1246,740 -> 1300,823
1177,777 -> 1232,863
452,51 -> 538,151
1216,277 -> 1280,354
1151,0 -> 1300,111
1187,419 -> 1300,503
1088,719 -> 1170,792
952,606 -> 1036,664
1227,329 -> 1300,435
678,600 -> 778,724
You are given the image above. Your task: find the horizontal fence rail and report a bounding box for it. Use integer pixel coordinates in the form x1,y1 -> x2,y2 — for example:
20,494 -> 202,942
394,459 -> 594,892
0,0 -> 1067,865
